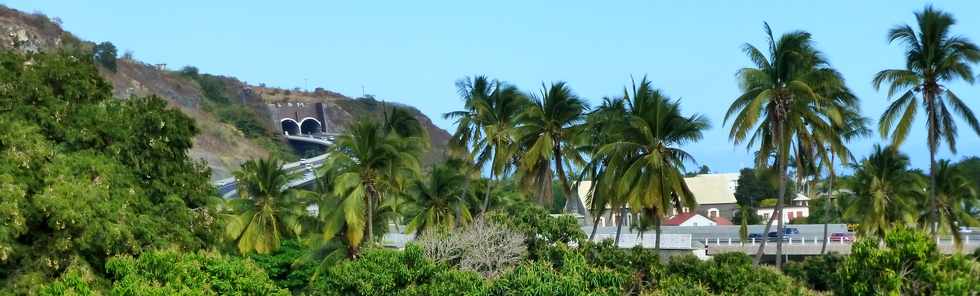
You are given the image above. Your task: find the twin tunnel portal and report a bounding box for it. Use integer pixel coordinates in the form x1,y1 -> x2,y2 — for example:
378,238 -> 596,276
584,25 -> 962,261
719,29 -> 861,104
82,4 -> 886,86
269,101 -> 329,136
280,117 -> 322,136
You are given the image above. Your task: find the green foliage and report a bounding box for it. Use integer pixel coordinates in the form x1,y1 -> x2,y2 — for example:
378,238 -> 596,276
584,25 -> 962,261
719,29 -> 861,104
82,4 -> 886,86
247,240 -> 317,292
405,161 -> 474,234
734,168 -> 793,206
215,104 -> 270,138
0,51 -> 218,292
664,253 -> 813,295
319,119 -> 423,256
39,270 -> 97,296
489,247 -> 628,296
643,276 -> 710,296
225,157 -> 307,254
844,145 -> 922,238
487,197 -> 585,257
784,254 -> 843,291
566,240 -> 661,291
92,41 -> 117,72
106,250 -> 288,295
313,245 -> 487,296
834,227 -> 980,296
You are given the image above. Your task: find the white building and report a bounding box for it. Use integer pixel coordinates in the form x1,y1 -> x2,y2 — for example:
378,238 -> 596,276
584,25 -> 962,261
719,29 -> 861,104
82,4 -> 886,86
576,173 -> 742,227
755,194 -> 811,223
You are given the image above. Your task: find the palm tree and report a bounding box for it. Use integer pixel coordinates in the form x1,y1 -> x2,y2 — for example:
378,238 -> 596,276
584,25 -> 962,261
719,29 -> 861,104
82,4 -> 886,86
516,82 -> 588,217
405,162 -> 474,235
578,97 -> 628,240
844,145 -> 922,239
320,120 -> 421,256
224,158 -> 307,254
444,76 -> 526,215
920,160 -> 978,247
596,78 -> 709,251
725,23 -> 849,267
820,107 -> 870,254
873,6 -> 980,237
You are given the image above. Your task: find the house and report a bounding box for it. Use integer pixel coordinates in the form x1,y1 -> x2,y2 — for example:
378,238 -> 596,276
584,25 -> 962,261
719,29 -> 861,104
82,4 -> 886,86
577,173 -> 741,227
680,173 -> 740,220
755,193 -> 811,223
664,212 -> 733,227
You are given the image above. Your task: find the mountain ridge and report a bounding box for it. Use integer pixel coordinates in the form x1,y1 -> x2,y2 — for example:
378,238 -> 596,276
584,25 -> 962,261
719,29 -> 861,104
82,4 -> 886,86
0,5 -> 450,179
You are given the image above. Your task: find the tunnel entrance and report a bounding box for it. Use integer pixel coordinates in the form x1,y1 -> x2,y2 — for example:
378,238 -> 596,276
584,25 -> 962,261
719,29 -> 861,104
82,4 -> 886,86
300,118 -> 322,135
281,119 -> 300,135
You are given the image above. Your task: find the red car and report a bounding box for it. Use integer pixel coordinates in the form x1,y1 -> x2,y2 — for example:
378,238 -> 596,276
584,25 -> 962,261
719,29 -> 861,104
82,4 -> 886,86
830,232 -> 854,242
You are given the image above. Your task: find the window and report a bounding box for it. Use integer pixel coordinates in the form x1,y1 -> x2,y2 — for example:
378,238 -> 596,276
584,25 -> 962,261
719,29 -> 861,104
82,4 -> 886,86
707,208 -> 720,218
797,211 -> 804,217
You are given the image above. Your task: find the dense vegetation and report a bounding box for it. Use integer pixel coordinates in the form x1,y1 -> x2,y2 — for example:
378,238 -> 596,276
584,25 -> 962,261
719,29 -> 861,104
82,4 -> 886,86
0,50 -> 220,292
1,4 -> 979,296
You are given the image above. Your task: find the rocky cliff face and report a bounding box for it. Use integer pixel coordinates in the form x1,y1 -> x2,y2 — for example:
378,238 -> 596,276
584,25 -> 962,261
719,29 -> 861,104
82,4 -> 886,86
0,5 -> 450,179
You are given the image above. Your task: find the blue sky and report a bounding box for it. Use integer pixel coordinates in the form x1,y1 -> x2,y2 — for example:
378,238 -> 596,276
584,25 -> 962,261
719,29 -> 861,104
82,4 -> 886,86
8,1 -> 979,173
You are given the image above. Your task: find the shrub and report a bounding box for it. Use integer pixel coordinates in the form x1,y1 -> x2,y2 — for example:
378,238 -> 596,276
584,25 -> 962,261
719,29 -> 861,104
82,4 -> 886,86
92,41 -> 117,72
784,254 -> 843,291
415,219 -> 526,277
661,253 -> 813,295
834,227 -> 980,296
488,198 -> 585,258
488,244 -> 628,296
642,276 -> 710,296
105,250 -> 288,295
574,240 -> 662,291
314,245 -> 487,296
248,240 -> 317,292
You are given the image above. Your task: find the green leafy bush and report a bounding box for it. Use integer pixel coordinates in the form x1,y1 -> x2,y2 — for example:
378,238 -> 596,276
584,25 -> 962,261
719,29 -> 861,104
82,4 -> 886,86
314,245 -> 487,296
488,198 -> 585,258
662,253 -> 814,295
0,51 -> 218,292
783,254 -> 843,291
489,244 -> 628,296
834,227 -> 980,296
105,250 -> 288,295
92,41 -> 117,72
248,240 -> 317,292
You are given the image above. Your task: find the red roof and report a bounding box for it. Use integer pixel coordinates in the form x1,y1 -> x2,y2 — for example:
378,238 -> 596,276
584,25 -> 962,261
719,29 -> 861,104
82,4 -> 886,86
712,216 -> 733,225
664,212 -> 698,226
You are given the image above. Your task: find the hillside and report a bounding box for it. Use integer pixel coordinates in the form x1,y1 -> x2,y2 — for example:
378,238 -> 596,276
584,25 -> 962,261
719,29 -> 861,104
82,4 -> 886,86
0,6 -> 450,179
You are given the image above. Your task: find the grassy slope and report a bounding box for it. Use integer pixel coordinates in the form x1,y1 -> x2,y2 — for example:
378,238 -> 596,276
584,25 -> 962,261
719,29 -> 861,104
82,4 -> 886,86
0,6 -> 450,179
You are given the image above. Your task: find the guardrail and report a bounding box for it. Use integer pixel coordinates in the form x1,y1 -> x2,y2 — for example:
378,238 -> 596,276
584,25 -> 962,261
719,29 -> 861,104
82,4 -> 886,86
213,134 -> 333,198
705,234 -> 980,255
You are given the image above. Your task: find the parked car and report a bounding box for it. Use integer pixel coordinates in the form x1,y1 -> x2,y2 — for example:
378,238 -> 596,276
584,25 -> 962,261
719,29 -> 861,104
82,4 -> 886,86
959,226 -> 974,234
767,228 -> 801,241
829,232 -> 854,242
747,233 -> 765,241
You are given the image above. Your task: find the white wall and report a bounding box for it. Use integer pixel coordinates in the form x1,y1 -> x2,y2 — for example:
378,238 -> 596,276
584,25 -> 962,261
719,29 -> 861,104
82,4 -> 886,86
756,206 -> 810,223
679,214 -> 718,227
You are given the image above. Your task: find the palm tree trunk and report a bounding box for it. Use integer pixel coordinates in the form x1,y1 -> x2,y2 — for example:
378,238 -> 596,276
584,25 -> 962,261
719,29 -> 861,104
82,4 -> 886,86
775,135 -> 788,269
821,153 -> 835,254
589,213 -> 601,241
929,146 -> 938,236
926,92 -> 939,238
615,207 -> 625,247
655,214 -> 662,252
481,166 -> 495,216
753,209 -> 778,265
365,185 -> 376,246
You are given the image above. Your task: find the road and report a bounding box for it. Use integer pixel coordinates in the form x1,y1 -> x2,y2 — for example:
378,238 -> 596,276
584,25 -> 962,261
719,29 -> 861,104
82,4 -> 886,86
213,134 -> 332,198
